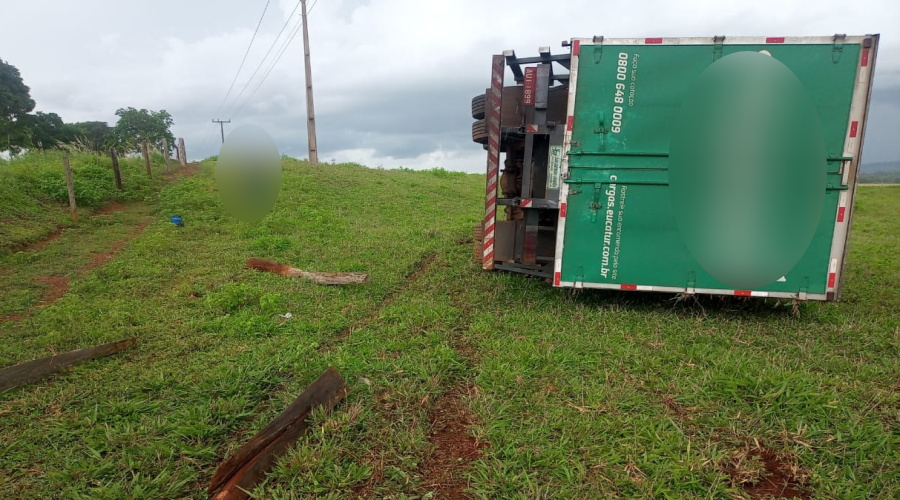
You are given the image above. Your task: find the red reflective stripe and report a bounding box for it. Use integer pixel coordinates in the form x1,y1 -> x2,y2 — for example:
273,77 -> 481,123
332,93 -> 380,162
837,207 -> 846,223
861,49 -> 869,67
559,202 -> 567,218
621,284 -> 638,291
734,290 -> 752,297
572,39 -> 580,56
554,272 -> 561,286
566,116 -> 574,131
644,38 -> 663,44
766,37 -> 785,43
828,273 -> 836,288
850,121 -> 859,138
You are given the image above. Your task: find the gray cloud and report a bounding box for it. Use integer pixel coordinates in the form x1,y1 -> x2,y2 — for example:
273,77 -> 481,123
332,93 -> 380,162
1,0 -> 897,171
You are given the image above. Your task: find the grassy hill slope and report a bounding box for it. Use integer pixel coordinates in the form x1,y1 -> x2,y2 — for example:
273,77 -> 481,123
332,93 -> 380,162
0,151 -> 168,252
0,159 -> 897,498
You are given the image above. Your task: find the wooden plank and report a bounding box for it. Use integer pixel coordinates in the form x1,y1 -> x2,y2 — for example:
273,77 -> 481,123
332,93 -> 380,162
0,338 -> 137,392
142,141 -> 152,178
209,367 -> 348,498
177,138 -> 187,167
246,258 -> 369,285
63,155 -> 78,222
110,147 -> 123,190
162,137 -> 171,171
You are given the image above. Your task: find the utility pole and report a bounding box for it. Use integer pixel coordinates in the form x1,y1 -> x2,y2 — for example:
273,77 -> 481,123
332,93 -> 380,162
212,119 -> 231,144
300,0 -> 319,165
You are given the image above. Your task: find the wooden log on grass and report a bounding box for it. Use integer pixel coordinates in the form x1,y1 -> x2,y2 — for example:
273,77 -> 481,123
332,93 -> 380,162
0,337 -> 137,392
246,258 -> 369,285
208,367 -> 349,500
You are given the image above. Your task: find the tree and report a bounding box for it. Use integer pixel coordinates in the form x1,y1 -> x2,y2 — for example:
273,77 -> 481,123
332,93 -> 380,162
0,58 -> 36,153
110,107 -> 175,154
26,111 -> 71,149
66,121 -> 112,152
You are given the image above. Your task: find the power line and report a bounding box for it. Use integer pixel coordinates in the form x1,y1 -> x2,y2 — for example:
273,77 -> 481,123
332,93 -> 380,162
213,0 -> 271,118
230,15 -> 304,118
307,0 -> 319,14
226,0 -> 303,118
212,119 -> 232,144
230,0 -> 325,119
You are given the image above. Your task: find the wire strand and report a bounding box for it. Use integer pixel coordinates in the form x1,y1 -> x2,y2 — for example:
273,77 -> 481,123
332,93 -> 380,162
213,0 -> 271,118
231,16 -> 304,118
226,0 -> 303,118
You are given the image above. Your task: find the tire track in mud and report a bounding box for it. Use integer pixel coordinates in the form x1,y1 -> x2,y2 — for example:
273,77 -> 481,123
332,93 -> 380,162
354,245 -> 487,499
1,219 -> 152,324
317,252 -> 440,353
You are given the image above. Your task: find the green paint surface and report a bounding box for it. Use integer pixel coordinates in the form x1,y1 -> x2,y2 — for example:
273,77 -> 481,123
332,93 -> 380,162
561,42 -> 861,294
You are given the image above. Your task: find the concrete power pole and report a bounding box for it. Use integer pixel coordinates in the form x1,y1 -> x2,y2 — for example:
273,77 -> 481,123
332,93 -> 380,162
212,119 -> 231,144
300,0 -> 319,165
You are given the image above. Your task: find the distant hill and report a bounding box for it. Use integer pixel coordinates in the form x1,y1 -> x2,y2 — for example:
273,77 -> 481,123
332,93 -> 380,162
861,161 -> 900,173
859,161 -> 900,184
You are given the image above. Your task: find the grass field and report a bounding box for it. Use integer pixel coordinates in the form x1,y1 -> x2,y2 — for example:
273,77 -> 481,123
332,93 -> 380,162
0,150 -> 170,252
0,159 -> 898,499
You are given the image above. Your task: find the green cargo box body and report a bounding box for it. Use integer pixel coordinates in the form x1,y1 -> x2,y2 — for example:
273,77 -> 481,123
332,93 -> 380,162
553,35 -> 879,301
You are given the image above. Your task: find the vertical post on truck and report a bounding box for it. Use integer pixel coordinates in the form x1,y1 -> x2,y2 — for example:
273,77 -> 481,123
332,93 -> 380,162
482,54 -> 506,270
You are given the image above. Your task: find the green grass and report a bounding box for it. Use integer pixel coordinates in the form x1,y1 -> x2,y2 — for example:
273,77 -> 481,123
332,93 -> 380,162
0,161 -> 897,499
0,150 -> 171,252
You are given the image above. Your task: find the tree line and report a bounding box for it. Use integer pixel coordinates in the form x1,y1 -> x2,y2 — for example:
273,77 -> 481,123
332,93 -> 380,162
1,58 -> 175,155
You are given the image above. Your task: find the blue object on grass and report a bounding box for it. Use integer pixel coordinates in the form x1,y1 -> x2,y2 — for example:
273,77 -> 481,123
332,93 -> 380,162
170,215 -> 184,227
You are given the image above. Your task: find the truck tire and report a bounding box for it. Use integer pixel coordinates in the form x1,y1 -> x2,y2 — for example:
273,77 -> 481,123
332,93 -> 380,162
471,94 -> 486,120
472,120 -> 488,144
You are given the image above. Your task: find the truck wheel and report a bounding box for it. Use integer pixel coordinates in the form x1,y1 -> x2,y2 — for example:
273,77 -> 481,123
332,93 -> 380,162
471,94 -> 486,120
472,120 -> 488,144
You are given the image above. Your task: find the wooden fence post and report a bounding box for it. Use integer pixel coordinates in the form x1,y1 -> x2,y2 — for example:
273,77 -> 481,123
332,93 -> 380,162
177,138 -> 187,167
110,147 -> 123,191
62,155 -> 78,222
142,141 -> 152,178
162,137 -> 171,171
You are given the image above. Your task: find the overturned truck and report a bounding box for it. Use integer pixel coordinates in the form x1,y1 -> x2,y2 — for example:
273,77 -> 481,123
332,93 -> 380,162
472,35 -> 879,301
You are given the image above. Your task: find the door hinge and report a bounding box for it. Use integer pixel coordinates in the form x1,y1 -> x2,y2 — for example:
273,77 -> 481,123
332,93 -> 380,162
589,185 -> 603,222
832,33 -> 846,63
594,111 -> 608,135
592,36 -> 604,63
712,35 -> 725,61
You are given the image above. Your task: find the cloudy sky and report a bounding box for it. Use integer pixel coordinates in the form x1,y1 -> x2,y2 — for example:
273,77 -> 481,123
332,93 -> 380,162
1,0 -> 898,171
